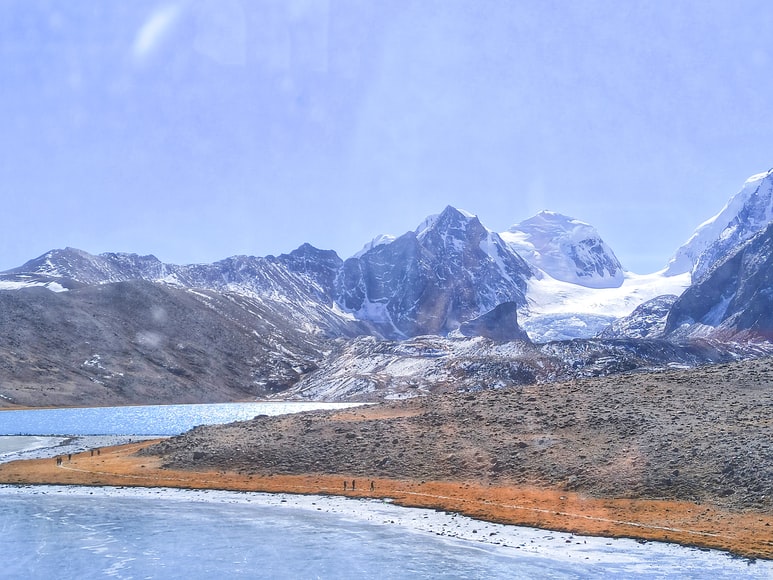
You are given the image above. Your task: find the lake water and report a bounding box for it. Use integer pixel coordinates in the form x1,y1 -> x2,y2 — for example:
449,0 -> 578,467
0,401 -> 362,436
1,403 -> 771,579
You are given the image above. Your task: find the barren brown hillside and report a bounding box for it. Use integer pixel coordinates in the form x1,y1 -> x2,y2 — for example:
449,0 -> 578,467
147,357 -> 773,512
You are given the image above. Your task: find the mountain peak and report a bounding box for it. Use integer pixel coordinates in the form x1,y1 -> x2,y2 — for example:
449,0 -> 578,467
336,206 -> 531,338
415,206 -> 480,240
501,211 -> 624,289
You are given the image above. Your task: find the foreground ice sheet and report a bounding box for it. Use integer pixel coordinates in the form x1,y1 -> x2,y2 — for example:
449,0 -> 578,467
2,486 -> 769,579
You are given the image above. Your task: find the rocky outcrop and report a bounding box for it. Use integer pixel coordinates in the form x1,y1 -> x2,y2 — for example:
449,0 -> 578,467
598,295 -> 678,339
457,302 -> 531,342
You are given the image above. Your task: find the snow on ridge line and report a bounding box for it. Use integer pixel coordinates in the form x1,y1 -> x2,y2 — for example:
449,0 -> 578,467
666,168 -> 773,277
500,211 -> 625,289
351,234 -> 397,259
0,280 -> 68,292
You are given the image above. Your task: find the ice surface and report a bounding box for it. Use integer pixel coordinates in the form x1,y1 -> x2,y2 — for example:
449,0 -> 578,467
519,269 -> 691,341
2,485 -> 769,580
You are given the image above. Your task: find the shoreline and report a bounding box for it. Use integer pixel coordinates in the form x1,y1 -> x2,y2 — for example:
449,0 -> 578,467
1,440 -> 772,561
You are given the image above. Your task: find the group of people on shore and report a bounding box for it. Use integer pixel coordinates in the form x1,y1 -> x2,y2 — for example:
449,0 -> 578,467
54,448 -> 100,466
344,479 -> 376,492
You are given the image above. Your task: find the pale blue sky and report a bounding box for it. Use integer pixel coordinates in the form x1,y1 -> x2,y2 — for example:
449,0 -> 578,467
2,1 -> 773,273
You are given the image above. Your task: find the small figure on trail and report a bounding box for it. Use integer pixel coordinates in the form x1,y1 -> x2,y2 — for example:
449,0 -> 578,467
352,480 -> 356,490
344,481 -> 347,491
68,453 -> 72,461
370,480 -> 375,492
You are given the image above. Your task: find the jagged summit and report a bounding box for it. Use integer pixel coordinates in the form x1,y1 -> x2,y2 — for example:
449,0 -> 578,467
414,205 -> 478,239
6,247 -> 167,285
336,206 -> 532,338
500,210 -> 625,289
666,168 -> 773,280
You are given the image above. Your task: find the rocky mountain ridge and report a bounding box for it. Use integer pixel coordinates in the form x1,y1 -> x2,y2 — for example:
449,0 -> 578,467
3,168 -> 773,405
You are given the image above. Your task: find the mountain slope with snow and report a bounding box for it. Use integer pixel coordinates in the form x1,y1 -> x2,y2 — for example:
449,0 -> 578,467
666,168 -> 773,280
665,222 -> 773,341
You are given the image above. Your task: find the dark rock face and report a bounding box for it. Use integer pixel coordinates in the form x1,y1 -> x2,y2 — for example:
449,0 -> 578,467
598,295 -> 679,339
665,222 -> 773,340
2,210 -> 535,342
336,206 -> 532,338
458,302 -> 531,342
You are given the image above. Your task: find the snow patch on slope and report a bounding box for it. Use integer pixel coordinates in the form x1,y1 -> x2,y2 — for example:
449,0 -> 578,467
0,280 -> 68,292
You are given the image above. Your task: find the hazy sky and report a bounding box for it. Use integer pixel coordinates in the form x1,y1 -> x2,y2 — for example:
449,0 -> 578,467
2,1 -> 773,273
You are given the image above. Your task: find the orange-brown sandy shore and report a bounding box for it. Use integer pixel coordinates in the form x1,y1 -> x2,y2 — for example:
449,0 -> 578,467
1,440 -> 771,560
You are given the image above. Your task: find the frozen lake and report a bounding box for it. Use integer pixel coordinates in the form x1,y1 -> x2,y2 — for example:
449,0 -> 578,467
3,485 -> 770,580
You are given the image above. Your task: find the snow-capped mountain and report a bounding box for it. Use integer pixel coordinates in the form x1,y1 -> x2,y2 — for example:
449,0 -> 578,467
336,206 -> 533,338
665,221 -> 773,341
500,211 -> 625,289
666,168 -> 773,280
0,244 -> 384,353
352,234 -> 397,258
1,247 -> 169,289
7,244 -> 343,304
0,206 -> 691,344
